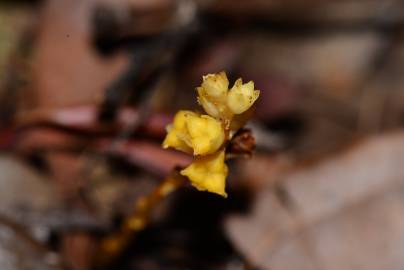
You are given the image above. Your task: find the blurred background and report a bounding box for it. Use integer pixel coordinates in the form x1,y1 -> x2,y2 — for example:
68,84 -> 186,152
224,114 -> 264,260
1,0 -> 404,269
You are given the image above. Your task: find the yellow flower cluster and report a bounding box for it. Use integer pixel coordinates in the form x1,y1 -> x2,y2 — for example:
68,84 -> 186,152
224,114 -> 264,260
162,72 -> 259,197
198,72 -> 260,122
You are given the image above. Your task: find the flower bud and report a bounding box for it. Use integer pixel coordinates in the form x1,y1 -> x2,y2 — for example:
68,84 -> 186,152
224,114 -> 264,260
186,114 -> 225,155
180,150 -> 228,197
200,72 -> 229,98
162,111 -> 225,155
227,79 -> 260,114
197,72 -> 230,119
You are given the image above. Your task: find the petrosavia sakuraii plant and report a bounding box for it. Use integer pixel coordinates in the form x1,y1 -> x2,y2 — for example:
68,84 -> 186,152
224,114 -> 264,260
162,71 -> 260,197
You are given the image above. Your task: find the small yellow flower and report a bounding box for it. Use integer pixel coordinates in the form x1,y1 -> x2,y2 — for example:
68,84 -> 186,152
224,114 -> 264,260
162,110 -> 225,155
197,72 -> 230,119
227,79 -> 260,114
200,72 -> 229,98
180,150 -> 228,197
186,113 -> 225,155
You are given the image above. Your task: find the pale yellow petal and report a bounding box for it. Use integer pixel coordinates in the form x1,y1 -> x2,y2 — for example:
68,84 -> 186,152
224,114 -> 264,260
197,94 -> 221,119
